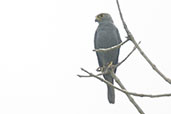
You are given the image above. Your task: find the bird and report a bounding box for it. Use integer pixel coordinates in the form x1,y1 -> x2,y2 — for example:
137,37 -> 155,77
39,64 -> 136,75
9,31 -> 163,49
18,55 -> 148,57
94,13 -> 122,104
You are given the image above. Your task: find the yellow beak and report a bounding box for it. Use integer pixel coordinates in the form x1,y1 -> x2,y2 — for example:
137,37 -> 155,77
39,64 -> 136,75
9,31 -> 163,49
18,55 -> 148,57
95,16 -> 101,22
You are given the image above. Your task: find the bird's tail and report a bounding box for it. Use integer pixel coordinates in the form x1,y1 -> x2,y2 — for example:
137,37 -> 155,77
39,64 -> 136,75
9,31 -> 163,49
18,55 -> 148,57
104,74 -> 115,104
107,84 -> 115,104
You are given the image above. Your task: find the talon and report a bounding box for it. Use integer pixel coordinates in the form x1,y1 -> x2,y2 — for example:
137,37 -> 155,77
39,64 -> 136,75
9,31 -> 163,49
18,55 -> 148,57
101,67 -> 104,72
96,67 -> 101,71
96,66 -> 104,72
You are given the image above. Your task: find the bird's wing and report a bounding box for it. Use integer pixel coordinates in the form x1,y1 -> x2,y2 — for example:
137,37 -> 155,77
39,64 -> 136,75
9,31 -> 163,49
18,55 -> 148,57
116,28 -> 122,43
94,30 -> 103,67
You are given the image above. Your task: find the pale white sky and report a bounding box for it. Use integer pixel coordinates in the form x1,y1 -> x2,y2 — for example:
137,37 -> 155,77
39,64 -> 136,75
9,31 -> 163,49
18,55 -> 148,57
0,0 -> 171,114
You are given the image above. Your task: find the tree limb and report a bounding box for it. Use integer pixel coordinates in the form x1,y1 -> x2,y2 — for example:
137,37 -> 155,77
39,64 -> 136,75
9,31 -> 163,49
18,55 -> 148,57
116,41 -> 141,67
95,41 -> 140,72
109,69 -> 145,114
78,67 -> 144,114
116,0 -> 171,84
78,68 -> 171,98
93,38 -> 129,52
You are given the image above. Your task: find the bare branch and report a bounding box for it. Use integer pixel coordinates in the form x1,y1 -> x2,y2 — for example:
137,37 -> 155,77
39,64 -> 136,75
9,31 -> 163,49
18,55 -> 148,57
116,41 -> 141,67
78,68 -> 104,77
79,67 -> 143,114
78,69 -> 171,98
95,41 -> 140,73
93,38 -> 129,52
116,0 -> 171,84
109,69 -> 144,114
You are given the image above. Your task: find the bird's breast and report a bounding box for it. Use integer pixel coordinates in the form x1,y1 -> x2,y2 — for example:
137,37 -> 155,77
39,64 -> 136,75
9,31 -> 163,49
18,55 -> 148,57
95,29 -> 118,49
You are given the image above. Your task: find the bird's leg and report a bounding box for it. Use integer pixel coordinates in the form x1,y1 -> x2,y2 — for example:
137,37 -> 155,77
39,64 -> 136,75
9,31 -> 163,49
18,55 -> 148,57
108,61 -> 113,68
102,61 -> 113,74
96,62 -> 115,74
107,61 -> 117,75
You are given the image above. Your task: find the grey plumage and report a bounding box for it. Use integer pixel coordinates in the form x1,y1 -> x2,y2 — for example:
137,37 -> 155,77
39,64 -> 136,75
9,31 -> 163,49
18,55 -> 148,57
94,13 -> 121,104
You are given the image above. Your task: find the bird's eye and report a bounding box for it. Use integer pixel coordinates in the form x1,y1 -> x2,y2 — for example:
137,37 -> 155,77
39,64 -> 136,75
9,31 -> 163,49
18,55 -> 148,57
98,14 -> 104,18
99,14 -> 104,18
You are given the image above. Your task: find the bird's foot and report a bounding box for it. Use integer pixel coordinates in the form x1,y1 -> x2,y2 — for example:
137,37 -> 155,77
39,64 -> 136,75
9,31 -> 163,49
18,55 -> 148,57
107,61 -> 113,68
96,66 -> 103,72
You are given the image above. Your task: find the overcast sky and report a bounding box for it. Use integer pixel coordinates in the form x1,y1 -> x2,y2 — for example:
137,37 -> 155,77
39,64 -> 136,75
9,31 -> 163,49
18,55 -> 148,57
0,0 -> 171,114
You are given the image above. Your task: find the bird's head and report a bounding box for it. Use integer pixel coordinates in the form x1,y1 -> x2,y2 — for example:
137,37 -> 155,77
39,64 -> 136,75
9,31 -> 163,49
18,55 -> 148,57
95,13 -> 113,24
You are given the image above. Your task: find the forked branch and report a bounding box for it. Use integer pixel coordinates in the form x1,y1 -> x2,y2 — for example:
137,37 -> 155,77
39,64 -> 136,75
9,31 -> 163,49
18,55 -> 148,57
116,0 -> 171,84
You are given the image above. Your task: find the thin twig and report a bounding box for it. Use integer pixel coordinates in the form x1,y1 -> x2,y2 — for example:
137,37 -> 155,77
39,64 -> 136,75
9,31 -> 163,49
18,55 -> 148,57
78,69 -> 171,98
95,41 -> 140,72
116,41 -> 141,67
116,0 -> 171,84
93,38 -> 129,52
